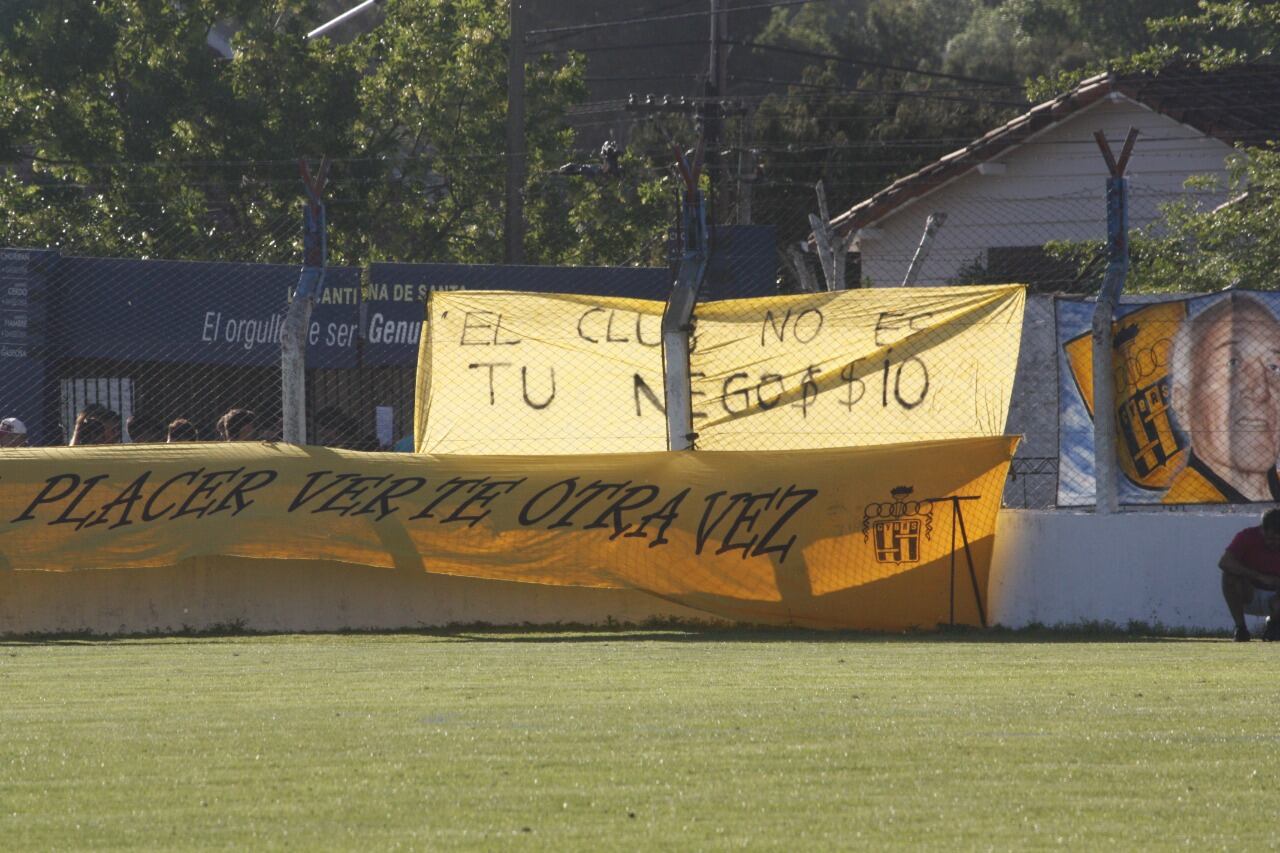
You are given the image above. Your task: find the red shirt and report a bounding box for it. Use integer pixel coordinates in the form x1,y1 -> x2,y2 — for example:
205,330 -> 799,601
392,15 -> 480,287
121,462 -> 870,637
1226,527 -> 1280,577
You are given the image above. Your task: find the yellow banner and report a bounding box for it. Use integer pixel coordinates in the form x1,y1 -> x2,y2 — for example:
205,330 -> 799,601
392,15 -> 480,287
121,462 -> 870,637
0,438 -> 1016,629
416,291 -> 666,454
1062,301 -> 1187,493
691,285 -> 1026,449
416,287 -> 1024,455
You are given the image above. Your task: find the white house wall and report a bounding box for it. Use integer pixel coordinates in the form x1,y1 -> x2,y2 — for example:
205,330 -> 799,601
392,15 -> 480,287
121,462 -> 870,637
858,97 -> 1236,288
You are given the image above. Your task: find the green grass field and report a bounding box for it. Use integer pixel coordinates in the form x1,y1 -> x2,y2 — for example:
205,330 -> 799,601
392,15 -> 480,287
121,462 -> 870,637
1,628 -> 1276,849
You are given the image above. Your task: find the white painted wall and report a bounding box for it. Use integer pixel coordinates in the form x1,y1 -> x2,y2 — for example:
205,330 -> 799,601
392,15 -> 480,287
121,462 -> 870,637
0,509 -> 1251,635
857,96 -> 1236,287
989,509 -> 1250,631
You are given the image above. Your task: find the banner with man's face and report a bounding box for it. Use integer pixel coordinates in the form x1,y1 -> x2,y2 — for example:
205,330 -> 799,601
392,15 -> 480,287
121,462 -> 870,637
1059,291 -> 1280,505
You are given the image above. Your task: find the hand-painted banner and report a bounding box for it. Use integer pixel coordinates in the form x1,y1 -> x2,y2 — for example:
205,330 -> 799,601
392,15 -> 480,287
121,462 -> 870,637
1058,291 -> 1280,505
0,437 -> 1016,629
416,291 -> 667,454
690,285 -> 1026,449
417,286 -> 1025,454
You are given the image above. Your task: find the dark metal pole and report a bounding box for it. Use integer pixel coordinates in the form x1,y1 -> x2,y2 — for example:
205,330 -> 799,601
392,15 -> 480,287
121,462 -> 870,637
954,498 -> 987,628
949,499 -> 957,626
504,0 -> 526,264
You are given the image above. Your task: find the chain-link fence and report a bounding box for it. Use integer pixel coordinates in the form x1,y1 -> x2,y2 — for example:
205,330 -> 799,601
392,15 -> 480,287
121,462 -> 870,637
1,157 -> 1249,511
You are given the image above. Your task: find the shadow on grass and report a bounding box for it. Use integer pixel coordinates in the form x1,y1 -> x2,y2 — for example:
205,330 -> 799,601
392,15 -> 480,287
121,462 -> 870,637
0,618 -> 1234,645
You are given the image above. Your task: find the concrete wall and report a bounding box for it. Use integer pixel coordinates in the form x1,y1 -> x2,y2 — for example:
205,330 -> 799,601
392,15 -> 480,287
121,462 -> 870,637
1003,294 -> 1058,508
0,509 -> 1249,635
989,509 -> 1246,631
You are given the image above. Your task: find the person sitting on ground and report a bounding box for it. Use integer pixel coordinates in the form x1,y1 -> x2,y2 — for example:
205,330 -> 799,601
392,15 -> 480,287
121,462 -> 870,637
0,417 -> 28,448
1220,507 -> 1280,641
126,412 -> 167,444
166,418 -> 200,443
216,408 -> 258,442
69,411 -> 109,446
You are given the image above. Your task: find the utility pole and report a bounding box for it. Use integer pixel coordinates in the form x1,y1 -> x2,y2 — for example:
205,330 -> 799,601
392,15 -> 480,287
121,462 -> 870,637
505,0 -> 526,264
737,112 -> 754,225
626,1 -> 744,241
705,0 -> 724,229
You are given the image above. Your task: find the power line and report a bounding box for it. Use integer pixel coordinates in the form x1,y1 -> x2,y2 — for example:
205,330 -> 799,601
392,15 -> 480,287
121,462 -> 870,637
586,73 -> 703,83
730,40 -> 1024,87
728,75 -> 1030,106
527,0 -> 833,42
530,39 -> 709,55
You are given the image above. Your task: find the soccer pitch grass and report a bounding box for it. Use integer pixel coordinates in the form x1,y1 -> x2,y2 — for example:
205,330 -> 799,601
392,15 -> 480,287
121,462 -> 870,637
1,630 -> 1276,849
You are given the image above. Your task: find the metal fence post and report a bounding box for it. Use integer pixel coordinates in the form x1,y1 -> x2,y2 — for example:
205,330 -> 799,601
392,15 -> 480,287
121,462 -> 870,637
282,158 -> 329,446
663,141 -> 710,451
902,212 -> 947,286
1091,128 -> 1137,513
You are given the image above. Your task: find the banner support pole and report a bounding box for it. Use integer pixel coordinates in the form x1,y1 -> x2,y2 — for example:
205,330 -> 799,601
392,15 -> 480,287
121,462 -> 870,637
949,499 -> 957,626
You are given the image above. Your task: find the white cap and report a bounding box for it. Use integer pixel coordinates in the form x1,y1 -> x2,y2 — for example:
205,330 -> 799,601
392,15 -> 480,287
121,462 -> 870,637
0,417 -> 27,434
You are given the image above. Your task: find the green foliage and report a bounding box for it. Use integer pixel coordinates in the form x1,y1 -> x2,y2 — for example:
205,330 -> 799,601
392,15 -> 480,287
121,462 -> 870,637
1126,149 -> 1280,292
1044,149 -> 1280,294
742,1 -> 1030,285
1023,1 -> 1277,101
0,0 -> 670,268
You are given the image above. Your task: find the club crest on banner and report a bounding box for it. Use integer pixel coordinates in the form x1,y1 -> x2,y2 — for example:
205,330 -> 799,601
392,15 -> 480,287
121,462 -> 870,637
1063,300 -> 1188,491
862,485 -> 934,564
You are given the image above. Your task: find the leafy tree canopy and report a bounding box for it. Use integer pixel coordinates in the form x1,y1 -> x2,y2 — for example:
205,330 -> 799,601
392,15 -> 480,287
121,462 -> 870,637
0,0 -> 671,267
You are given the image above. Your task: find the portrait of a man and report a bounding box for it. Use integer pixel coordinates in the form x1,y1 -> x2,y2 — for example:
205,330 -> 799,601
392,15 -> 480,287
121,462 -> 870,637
1164,293 -> 1280,503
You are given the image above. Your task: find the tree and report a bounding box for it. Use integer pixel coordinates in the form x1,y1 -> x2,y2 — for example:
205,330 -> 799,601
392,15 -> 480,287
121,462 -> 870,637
1048,150 -> 1280,294
0,0 -> 365,261
1021,0 -> 1269,101
946,0 -> 1199,88
725,0 -> 1031,288
0,0 -> 671,268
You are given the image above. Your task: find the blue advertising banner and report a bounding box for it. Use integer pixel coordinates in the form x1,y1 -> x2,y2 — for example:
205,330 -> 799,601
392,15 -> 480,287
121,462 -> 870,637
362,262 -> 669,367
49,258 -> 670,370
2,249 -> 759,446
0,248 -> 57,443
53,257 -> 362,369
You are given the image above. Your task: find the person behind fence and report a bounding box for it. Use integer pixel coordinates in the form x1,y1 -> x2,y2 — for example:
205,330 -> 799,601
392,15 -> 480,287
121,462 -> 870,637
69,410 -> 109,446
1220,508 -> 1280,641
0,417 -> 28,448
1165,294 -> 1280,504
78,403 -> 122,444
126,412 -> 167,444
216,408 -> 258,442
314,406 -> 357,448
166,418 -> 200,442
